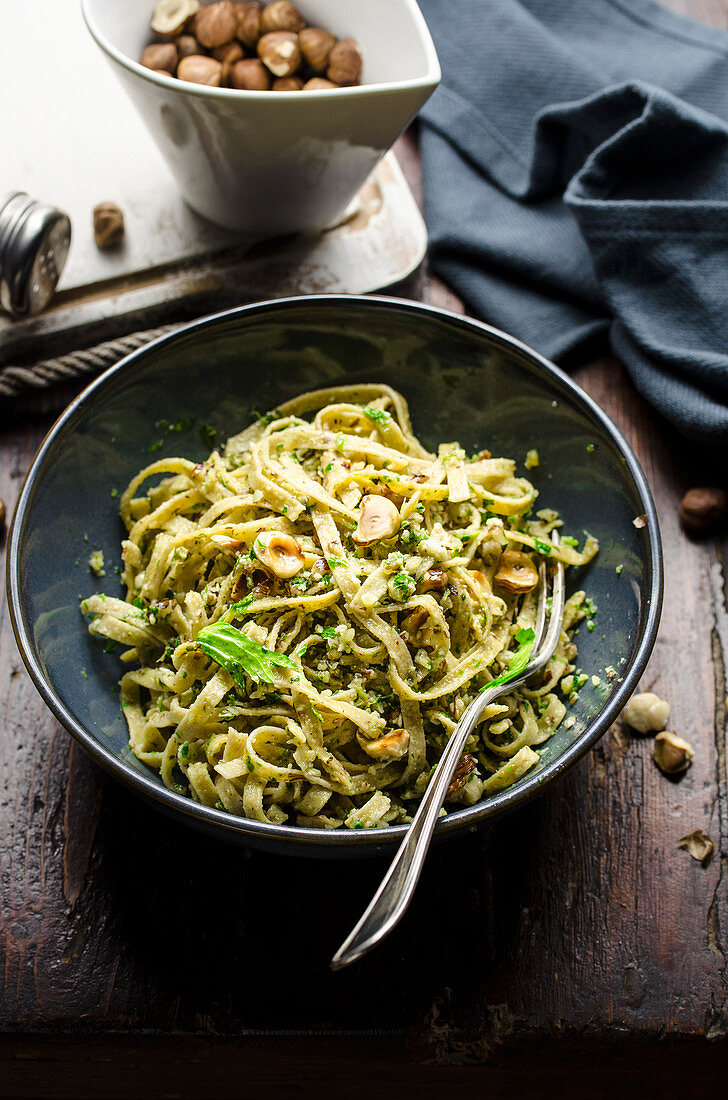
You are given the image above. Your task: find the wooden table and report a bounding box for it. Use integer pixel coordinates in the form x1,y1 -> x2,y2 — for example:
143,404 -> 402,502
2,2 -> 728,1096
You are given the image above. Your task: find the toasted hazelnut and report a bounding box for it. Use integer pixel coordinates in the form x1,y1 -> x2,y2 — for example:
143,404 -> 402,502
140,42 -> 179,73
653,731 -> 694,775
93,202 -> 125,249
678,829 -> 714,863
151,0 -> 200,36
193,0 -> 237,47
302,77 -> 340,90
326,37 -> 362,86
260,0 -> 304,33
299,26 -> 336,72
257,30 -> 301,77
622,691 -> 669,734
175,33 -> 202,57
272,76 -> 303,90
177,54 -> 223,84
234,1 -> 261,47
417,567 -> 447,594
357,729 -> 410,761
230,57 -> 270,89
679,487 -> 727,533
214,39 -> 243,80
254,531 -> 304,578
401,606 -> 429,642
446,753 -> 477,798
353,495 -> 400,545
494,550 -> 538,593
468,569 -> 489,591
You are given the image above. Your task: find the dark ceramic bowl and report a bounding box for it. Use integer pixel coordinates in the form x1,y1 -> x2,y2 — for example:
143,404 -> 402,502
8,296 -> 662,857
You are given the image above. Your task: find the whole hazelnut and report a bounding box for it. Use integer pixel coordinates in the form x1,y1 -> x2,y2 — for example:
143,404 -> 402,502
177,54 -> 223,85
257,31 -> 301,77
193,1 -> 237,48
679,487 -> 728,533
140,42 -> 179,73
622,691 -> 670,734
175,33 -> 202,58
234,1 -> 261,47
327,37 -> 362,85
299,27 -> 335,73
93,202 -> 125,249
214,39 -> 243,81
302,77 -> 339,90
151,0 -> 200,36
259,0 -> 304,33
272,76 -> 303,90
230,58 -> 270,89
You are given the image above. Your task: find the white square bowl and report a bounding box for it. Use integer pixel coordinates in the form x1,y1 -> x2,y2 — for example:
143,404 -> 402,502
81,0 -> 441,234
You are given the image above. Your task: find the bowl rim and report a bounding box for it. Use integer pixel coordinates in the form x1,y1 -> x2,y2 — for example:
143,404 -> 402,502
80,0 -> 442,100
8,293 -> 663,851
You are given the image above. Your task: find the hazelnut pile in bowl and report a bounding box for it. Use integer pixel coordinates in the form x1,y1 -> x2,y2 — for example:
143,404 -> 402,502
140,0 -> 362,90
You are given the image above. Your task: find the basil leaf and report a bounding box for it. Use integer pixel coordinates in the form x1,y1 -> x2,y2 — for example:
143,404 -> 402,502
197,623 -> 295,686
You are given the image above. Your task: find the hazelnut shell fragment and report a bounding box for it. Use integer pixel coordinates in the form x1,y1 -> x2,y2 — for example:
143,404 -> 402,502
230,58 -> 270,89
326,37 -> 362,85
177,54 -> 223,84
140,42 -> 179,73
678,829 -> 714,863
260,0 -> 305,33
151,0 -> 201,36
299,26 -> 336,72
193,1 -> 237,48
679,487 -> 727,534
494,550 -> 539,593
653,731 -> 694,775
622,691 -> 669,734
93,202 -> 125,249
353,495 -> 400,545
257,30 -> 301,77
446,753 -> 477,798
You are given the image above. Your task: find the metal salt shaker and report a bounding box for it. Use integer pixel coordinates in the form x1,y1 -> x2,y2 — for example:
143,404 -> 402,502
0,192 -> 71,318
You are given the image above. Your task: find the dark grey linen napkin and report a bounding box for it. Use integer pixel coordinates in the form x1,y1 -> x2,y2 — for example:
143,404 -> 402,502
418,0 -> 728,446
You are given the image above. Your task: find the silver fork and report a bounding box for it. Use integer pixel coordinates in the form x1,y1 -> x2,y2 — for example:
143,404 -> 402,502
331,535 -> 565,970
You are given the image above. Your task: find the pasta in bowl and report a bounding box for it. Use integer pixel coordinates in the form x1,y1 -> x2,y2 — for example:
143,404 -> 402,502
82,383 -> 597,830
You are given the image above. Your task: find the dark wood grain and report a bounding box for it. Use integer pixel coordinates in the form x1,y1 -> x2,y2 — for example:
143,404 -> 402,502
3,1 -> 728,1096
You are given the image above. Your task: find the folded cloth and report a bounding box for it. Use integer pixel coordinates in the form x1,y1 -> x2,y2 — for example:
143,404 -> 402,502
418,0 -> 728,446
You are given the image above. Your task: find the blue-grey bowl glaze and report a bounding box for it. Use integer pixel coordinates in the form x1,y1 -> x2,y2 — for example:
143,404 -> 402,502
8,296 -> 662,857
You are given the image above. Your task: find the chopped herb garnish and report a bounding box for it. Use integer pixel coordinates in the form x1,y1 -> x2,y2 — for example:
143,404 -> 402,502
321,627 -> 337,639
148,440 -> 163,453
80,668 -> 88,679
586,443 -> 595,453
615,563 -> 624,575
328,556 -> 346,568
533,538 -> 552,556
483,627 -> 536,691
200,422 -> 217,449
363,407 -> 392,428
110,487 -> 118,499
561,536 -> 579,548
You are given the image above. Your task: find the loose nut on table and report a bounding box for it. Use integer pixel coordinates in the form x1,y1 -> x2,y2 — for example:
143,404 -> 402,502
299,26 -> 335,71
272,76 -> 303,90
653,731 -> 694,775
0,498 -> 6,532
230,57 -> 270,90
151,0 -> 200,36
140,41 -> 179,73
93,202 -> 125,249
679,486 -> 728,533
257,30 -> 301,77
177,54 -> 223,85
234,1 -> 262,48
193,0 -> 237,48
260,1 -> 305,34
327,37 -> 362,85
622,691 -> 669,734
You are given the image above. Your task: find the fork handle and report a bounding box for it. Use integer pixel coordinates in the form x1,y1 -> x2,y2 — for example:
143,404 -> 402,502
330,684 -> 502,970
